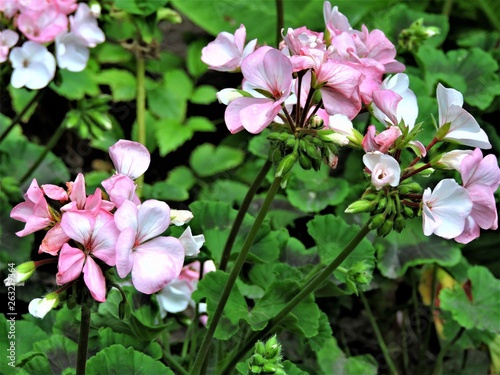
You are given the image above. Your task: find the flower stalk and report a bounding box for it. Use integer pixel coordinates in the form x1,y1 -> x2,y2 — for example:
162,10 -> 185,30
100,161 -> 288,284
76,303 -> 91,375
135,55 -> 146,197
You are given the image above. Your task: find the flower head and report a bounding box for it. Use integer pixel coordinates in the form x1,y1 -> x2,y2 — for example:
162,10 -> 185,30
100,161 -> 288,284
28,292 -> 59,319
9,41 -> 56,89
363,152 -> 401,190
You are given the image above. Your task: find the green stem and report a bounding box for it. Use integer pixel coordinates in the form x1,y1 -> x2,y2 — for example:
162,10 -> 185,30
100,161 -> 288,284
219,159 -> 272,271
189,176 -> 282,375
76,304 -> 91,375
221,221 -> 372,374
0,90 -> 44,143
163,350 -> 189,375
360,291 -> 399,375
19,119 -> 66,186
422,265 -> 437,364
135,55 -> 146,197
432,327 -> 465,375
276,0 -> 284,48
442,0 -> 454,16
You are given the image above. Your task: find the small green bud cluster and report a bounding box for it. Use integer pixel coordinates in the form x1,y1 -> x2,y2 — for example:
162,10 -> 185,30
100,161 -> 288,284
346,183 -> 422,237
399,18 -> 440,52
248,335 -> 285,375
342,261 -> 373,295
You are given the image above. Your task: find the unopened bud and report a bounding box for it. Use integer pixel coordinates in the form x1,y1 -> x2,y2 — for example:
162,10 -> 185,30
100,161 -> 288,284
377,219 -> 394,237
275,153 -> 297,177
298,153 -> 312,170
399,182 -> 422,194
310,115 -> 324,129
403,205 -> 415,218
4,261 -> 36,286
255,341 -> 266,356
394,215 -> 406,233
265,335 -> 281,359
345,199 -> 377,214
369,213 -> 386,230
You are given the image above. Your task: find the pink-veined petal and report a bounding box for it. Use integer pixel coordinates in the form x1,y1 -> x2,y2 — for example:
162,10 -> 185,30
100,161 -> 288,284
39,223 -> 70,256
90,212 -> 119,266
109,140 -> 150,179
60,210 -> 95,245
137,199 -> 171,243
83,257 -> 106,302
115,227 -> 136,278
56,244 -> 85,285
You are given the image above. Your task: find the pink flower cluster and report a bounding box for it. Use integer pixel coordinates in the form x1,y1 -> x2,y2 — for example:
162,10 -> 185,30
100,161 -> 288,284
0,0 -> 104,89
201,2 -> 404,134
10,140 -> 204,312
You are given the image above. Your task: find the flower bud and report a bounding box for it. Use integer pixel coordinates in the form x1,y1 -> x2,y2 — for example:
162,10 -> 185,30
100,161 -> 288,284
310,115 -> 324,129
275,153 -> 297,177
28,292 -> 59,319
399,182 -> 422,195
298,153 -> 312,170
402,205 -> 415,218
255,341 -> 266,356
345,199 -> 377,214
251,353 -> 266,366
369,213 -> 386,230
4,261 -> 36,286
394,214 -> 406,233
377,219 -> 394,237
265,335 -> 281,359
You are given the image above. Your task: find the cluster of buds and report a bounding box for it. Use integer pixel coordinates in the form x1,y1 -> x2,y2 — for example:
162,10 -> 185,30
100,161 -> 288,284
0,0 -> 104,89
6,140 -> 205,318
201,1 -> 499,243
248,335 -> 285,375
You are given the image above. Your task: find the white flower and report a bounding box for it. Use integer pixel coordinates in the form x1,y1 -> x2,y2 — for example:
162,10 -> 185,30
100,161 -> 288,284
55,32 -> 89,72
436,149 -> 473,171
422,178 -> 472,239
0,30 -> 19,63
28,293 -> 59,319
363,152 -> 401,190
179,226 -> 205,257
70,3 -> 105,48
437,83 -> 491,149
170,209 -> 194,226
9,41 -> 56,89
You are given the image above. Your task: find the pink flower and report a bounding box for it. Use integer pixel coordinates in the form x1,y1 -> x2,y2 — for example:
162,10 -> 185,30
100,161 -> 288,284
224,46 -> 293,133
9,41 -> 56,89
312,62 -> 363,119
102,174 -> 140,208
371,74 -> 418,129
17,5 -> 68,43
61,173 -> 114,213
0,30 -> 18,63
323,2 -> 352,36
114,200 -> 185,294
362,125 -> 402,153
10,179 -> 54,236
363,152 -> 401,190
422,179 -> 472,239
454,149 -> 500,243
39,223 -> 69,256
0,0 -> 19,18
57,211 -> 119,302
437,83 -> 491,149
201,24 -> 257,72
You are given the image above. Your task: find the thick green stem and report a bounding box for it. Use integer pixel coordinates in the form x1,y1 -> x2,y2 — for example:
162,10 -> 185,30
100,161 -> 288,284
189,177 -> 282,375
360,291 -> 399,375
0,90 -> 44,143
221,221 -> 372,373
19,119 -> 66,186
135,56 -> 146,197
442,0 -> 454,16
219,159 -> 272,271
76,304 -> 91,375
163,350 -> 189,375
276,0 -> 284,48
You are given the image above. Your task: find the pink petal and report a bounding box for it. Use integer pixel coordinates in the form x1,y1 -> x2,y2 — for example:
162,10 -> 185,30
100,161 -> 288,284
114,199 -> 139,232
60,210 -> 95,245
90,212 -> 119,266
41,184 -> 68,201
39,223 -> 70,256
109,140 -> 150,179
83,257 -> 107,302
137,200 -> 171,243
56,244 -> 85,285
69,173 -> 86,209
131,237 -> 185,294
238,97 -> 283,134
115,227 -> 136,278
372,90 -> 401,126
101,174 -> 139,207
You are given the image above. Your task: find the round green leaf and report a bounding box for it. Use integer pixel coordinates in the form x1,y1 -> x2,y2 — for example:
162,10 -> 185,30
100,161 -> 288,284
190,144 -> 245,177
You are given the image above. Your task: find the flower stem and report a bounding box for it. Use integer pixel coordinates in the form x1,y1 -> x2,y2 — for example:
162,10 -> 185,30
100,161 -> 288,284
276,0 -> 284,48
432,327 -> 465,375
219,159 -> 272,271
135,55 -> 146,197
189,176 -> 283,375
76,304 -> 91,375
0,89 -> 44,144
221,221 -> 372,373
19,119 -> 67,186
360,291 -> 399,375
163,350 -> 189,375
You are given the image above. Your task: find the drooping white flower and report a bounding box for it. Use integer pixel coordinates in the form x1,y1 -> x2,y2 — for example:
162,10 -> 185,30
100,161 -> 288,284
55,31 -> 89,72
422,178 -> 472,239
28,293 -> 59,319
9,41 -> 56,89
69,3 -> 105,48
437,83 -> 491,149
363,151 -> 401,190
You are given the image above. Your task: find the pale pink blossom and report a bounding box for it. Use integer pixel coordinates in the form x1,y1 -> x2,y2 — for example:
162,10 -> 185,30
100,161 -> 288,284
362,125 -> 402,153
39,223 -> 70,256
61,173 -> 114,213
179,226 -> 205,257
0,0 -> 19,18
69,3 -> 105,47
55,0 -> 78,15
17,5 -> 68,43
109,140 -> 150,179
10,179 -> 54,236
363,152 -> 401,190
41,183 -> 68,201
55,32 -> 90,72
323,2 -> 351,36
0,30 -> 18,63
101,174 -> 140,208
57,211 -> 119,302
114,200 -> 185,294
201,24 -> 257,72
422,179 -> 472,239
437,83 -> 491,149
9,41 -> 56,89
224,46 -> 293,133
371,73 -> 418,129
454,149 -> 500,243
436,150 -> 473,170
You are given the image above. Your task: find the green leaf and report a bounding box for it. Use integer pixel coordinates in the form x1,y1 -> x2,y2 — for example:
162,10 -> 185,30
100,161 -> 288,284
155,119 -> 192,156
8,87 -> 37,123
0,210 -> 33,265
282,361 -> 309,374
307,311 -> 333,352
113,0 -> 169,15
199,180 -> 249,206
317,337 -> 378,375
50,69 -> 100,100
24,335 -> 78,374
166,166 -> 196,191
164,69 -> 193,100
307,214 -> 376,270
377,218 -> 462,279
96,69 -> 137,102
94,43 -> 133,64
191,85 -> 218,105
86,344 -> 173,374
143,180 -> 189,201
440,266 -> 500,333
186,116 -> 216,132
147,84 -> 187,121
286,164 -> 350,213
187,40 -> 209,78
190,144 -> 245,177
97,328 -> 162,360
192,270 -> 248,340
